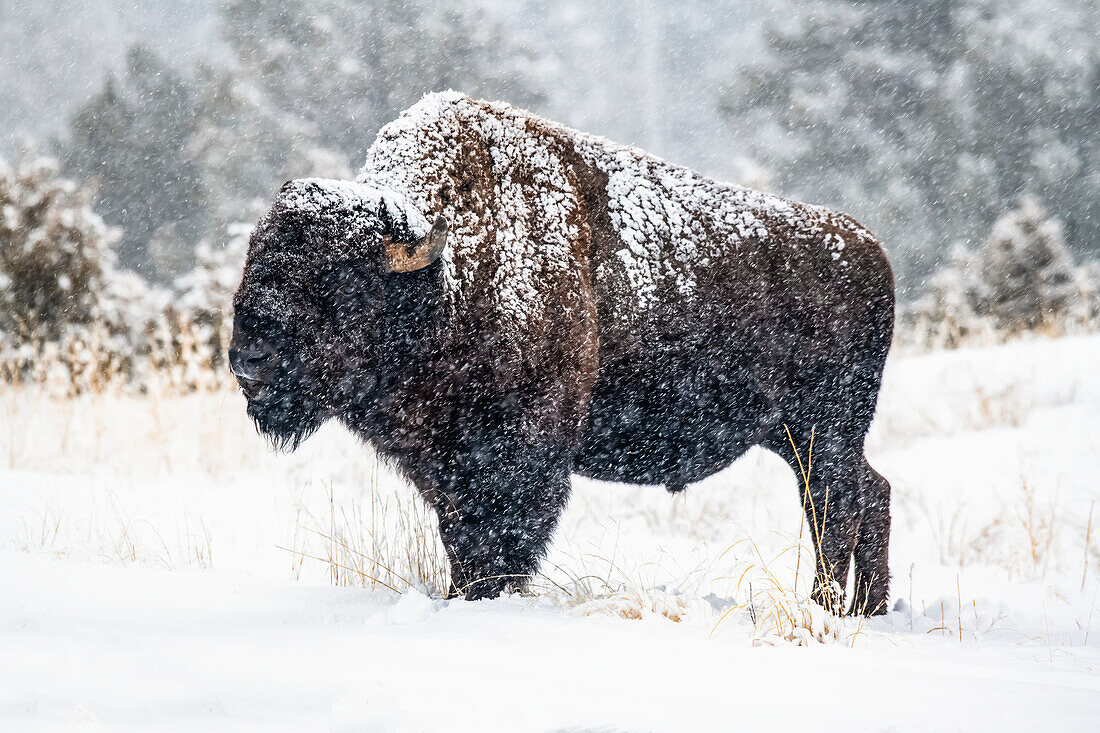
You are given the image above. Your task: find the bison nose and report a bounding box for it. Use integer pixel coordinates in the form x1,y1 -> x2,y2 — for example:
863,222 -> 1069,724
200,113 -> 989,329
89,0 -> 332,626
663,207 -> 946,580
228,338 -> 278,394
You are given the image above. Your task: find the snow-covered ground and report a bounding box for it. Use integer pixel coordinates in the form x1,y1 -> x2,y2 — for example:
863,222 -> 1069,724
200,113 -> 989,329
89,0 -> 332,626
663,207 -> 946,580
3,335 -> 1100,731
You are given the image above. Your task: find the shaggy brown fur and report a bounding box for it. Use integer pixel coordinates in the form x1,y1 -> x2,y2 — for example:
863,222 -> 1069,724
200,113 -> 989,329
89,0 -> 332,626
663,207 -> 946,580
230,92 -> 895,612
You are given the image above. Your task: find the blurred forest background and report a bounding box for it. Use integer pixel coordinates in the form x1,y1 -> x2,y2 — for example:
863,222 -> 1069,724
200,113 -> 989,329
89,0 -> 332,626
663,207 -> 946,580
2,0 -> 1099,391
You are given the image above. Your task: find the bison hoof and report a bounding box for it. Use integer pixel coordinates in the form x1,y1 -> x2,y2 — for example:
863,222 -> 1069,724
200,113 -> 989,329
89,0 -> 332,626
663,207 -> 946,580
457,574 -> 528,601
665,480 -> 687,494
810,579 -> 846,615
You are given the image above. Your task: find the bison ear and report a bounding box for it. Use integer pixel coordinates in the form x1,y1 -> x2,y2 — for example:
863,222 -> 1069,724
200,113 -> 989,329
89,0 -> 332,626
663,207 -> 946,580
383,215 -> 448,273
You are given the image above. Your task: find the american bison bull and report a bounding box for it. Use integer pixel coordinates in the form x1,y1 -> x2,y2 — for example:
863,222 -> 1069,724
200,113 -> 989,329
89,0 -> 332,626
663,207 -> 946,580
229,92 -> 895,613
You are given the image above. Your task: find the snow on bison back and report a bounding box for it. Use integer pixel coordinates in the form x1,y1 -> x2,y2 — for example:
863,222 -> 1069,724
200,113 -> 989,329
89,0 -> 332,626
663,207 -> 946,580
228,91 -> 895,612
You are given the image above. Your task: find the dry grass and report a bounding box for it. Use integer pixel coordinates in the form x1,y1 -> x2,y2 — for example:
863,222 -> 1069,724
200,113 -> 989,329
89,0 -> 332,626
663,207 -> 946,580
1018,478 -> 1058,575
893,309 -> 1100,355
0,380 -> 265,479
907,475 -> 1065,580
708,536 -> 857,646
285,481 -> 450,597
704,426 -> 863,645
0,311 -> 234,398
15,490 -> 214,570
971,380 -> 1032,429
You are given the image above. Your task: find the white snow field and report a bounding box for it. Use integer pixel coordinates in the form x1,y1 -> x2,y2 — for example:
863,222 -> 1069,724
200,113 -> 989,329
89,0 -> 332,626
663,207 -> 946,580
3,334 -> 1100,732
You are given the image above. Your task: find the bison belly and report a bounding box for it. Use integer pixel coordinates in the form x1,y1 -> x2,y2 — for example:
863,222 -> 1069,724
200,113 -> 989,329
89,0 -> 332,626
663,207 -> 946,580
571,348 -> 780,487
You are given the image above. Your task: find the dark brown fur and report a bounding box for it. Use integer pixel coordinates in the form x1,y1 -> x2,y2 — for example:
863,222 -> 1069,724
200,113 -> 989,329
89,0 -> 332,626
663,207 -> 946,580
230,95 -> 895,612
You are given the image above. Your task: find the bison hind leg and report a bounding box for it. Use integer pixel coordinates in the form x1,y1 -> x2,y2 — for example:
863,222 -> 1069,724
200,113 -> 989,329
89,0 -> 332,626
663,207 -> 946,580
851,459 -> 891,615
762,424 -> 863,614
759,355 -> 892,614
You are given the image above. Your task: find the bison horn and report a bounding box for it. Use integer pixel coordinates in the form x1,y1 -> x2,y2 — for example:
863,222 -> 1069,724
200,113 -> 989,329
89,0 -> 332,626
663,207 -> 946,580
383,215 -> 448,273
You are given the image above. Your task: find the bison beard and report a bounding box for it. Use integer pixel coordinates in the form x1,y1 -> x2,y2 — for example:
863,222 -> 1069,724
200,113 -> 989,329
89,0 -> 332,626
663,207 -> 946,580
231,92 -> 896,613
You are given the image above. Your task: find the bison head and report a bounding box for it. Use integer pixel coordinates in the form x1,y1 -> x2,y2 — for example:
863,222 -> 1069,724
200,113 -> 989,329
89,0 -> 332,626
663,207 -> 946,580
229,178 -> 448,449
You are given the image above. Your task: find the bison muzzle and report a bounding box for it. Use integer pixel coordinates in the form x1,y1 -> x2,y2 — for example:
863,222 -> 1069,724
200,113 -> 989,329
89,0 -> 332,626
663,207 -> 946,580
230,92 -> 895,613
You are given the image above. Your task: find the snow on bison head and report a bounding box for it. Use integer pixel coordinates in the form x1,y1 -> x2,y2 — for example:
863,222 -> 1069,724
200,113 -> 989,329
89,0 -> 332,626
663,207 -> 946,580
228,177 -> 447,449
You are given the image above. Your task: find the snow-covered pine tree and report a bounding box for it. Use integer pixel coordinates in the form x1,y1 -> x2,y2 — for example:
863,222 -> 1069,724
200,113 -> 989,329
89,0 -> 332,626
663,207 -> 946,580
719,0 -> 1100,289
905,246 -> 987,348
975,197 -> 1077,332
62,1 -> 546,285
906,196 -> 1088,345
219,0 -> 545,161
190,64 -> 353,240
0,152 -> 174,390
1077,263 -> 1100,330
62,46 -> 209,280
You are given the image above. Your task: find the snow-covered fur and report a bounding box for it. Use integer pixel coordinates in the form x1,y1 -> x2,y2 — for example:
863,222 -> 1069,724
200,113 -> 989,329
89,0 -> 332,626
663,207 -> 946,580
361,91 -> 879,338
231,92 -> 896,611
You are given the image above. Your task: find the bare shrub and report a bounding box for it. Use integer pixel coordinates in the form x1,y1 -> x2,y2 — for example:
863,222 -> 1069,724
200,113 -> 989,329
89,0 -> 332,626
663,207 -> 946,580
1,152 -> 249,394
0,154 -> 117,341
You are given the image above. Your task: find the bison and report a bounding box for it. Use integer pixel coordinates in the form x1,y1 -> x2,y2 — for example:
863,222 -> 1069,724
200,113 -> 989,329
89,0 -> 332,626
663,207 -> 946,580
229,91 -> 895,613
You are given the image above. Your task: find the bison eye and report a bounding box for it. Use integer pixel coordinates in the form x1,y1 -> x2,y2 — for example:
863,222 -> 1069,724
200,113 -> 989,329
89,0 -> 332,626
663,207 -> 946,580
336,283 -> 357,298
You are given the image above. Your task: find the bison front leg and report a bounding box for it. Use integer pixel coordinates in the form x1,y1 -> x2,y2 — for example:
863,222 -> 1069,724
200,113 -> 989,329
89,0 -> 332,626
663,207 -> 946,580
434,450 -> 572,601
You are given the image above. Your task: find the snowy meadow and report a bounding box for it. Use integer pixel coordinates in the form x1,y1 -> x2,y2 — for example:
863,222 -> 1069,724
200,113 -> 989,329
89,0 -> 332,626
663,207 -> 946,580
4,1 -> 1100,731
3,333 -> 1099,731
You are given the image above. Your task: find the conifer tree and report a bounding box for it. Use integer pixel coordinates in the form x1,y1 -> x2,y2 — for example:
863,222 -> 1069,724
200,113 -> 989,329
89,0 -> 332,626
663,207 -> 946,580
720,0 -> 1100,286
63,46 -> 209,279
